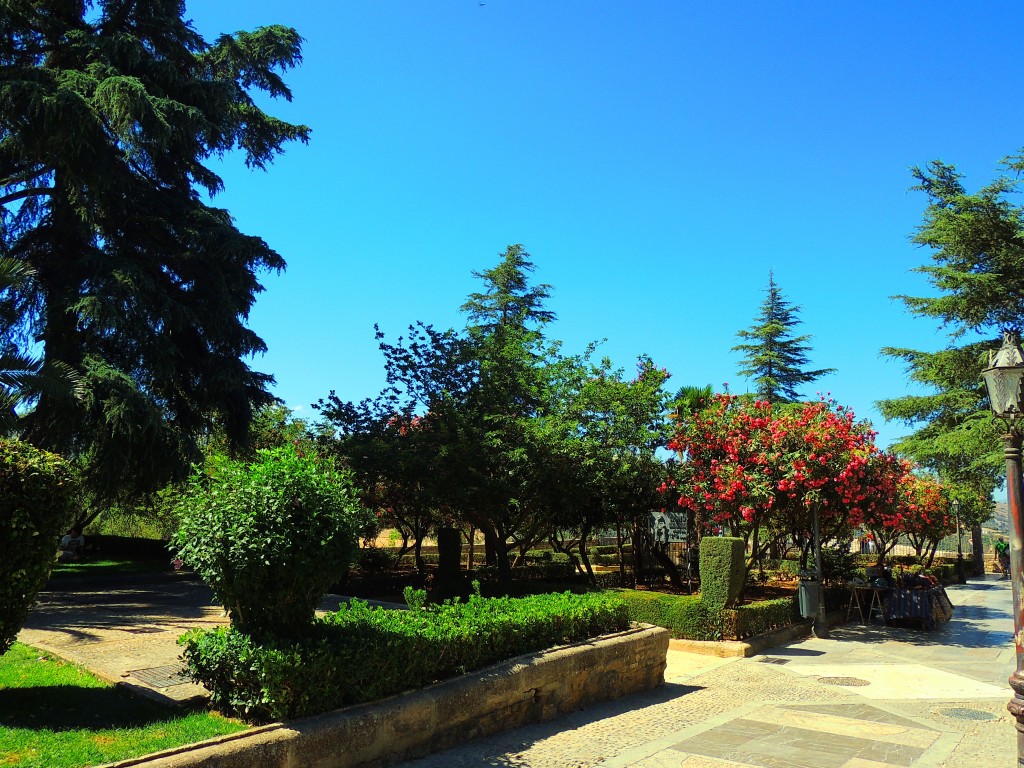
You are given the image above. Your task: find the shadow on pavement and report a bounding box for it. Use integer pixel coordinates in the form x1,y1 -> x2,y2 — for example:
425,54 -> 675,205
397,682 -> 705,767
23,580 -> 223,635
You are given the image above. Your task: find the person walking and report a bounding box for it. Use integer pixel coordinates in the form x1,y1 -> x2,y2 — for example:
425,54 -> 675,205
995,537 -> 1010,579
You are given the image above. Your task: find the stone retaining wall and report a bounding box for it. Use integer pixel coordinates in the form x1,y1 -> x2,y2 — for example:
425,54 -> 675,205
108,624 -> 669,768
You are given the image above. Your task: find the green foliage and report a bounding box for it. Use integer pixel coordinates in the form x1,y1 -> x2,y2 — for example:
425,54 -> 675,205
0,643 -> 245,768
616,590 -> 721,640
820,546 -> 858,586
617,589 -> 798,641
180,591 -> 630,722
699,537 -> 745,609
0,439 -> 76,653
877,158 -> 1024,501
2,4 -> 309,498
316,246 -> 674,585
173,445 -> 368,638
723,598 -> 799,639
0,259 -> 83,432
732,272 -> 835,403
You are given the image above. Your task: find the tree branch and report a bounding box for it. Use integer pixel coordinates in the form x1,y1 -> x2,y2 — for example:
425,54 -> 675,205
0,187 -> 54,207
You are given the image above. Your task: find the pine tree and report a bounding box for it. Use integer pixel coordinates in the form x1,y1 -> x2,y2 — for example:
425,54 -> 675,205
732,272 -> 835,403
877,158 -> 1018,507
0,1 -> 309,498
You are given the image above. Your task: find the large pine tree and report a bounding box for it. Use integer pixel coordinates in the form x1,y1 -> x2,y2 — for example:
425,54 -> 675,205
0,1 -> 309,498
877,159 -> 1016,509
732,272 -> 834,403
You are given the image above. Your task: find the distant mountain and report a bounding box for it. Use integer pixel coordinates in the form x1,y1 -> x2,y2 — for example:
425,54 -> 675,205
987,502 -> 1009,534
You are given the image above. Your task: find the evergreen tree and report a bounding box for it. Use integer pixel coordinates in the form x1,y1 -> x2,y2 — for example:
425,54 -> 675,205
0,257 -> 81,429
732,272 -> 834,403
877,158 -> 1018,512
0,1 -> 309,498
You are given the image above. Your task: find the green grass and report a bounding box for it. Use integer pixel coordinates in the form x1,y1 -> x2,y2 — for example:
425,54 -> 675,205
49,559 -> 172,579
0,643 -> 246,768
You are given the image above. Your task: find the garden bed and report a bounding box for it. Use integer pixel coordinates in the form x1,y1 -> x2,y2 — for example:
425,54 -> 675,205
109,625 -> 669,768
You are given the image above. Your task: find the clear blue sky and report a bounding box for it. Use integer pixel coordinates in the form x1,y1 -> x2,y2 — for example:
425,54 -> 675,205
185,1 -> 1024,450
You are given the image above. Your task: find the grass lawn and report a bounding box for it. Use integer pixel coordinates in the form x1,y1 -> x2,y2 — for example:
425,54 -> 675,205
0,643 -> 246,768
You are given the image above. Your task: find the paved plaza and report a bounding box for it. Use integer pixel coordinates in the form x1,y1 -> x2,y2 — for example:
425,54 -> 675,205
17,574 -> 1019,767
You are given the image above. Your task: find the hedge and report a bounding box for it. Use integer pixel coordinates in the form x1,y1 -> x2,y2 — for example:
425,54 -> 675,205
615,590 -> 719,640
616,589 -> 800,641
723,598 -> 799,639
699,537 -> 745,609
180,590 -> 630,723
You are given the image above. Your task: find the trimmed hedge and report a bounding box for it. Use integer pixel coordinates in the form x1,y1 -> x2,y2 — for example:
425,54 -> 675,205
699,537 -> 745,609
180,590 -> 630,723
617,589 -> 800,641
616,590 -> 719,640
723,598 -> 798,639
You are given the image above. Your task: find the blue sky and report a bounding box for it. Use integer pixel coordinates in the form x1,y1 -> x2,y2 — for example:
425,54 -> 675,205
185,1 -> 1024,450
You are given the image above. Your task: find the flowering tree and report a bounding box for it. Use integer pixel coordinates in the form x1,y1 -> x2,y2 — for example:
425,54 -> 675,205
849,451 -> 913,566
669,394 -> 885,592
898,473 -> 956,565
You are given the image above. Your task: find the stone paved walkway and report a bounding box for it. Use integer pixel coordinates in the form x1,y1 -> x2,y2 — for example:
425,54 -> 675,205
16,574 -> 1018,766
392,576 -> 1016,768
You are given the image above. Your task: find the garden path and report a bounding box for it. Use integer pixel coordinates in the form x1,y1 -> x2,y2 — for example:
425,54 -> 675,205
17,573 -> 1016,766
395,575 -> 1015,768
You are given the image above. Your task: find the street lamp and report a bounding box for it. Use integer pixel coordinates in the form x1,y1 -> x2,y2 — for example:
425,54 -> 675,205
980,329 -> 1024,763
952,499 -> 965,584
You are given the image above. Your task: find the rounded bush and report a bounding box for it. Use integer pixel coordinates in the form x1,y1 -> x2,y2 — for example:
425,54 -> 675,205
0,439 -> 77,654
173,445 -> 369,638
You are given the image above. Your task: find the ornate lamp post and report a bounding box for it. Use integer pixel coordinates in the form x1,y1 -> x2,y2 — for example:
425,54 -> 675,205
980,330 -> 1024,764
952,499 -> 965,584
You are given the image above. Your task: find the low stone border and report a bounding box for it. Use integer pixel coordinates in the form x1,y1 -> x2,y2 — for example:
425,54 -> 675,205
104,624 -> 669,768
668,609 -> 847,658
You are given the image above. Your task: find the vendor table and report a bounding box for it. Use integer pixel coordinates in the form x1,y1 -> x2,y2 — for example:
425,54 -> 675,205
885,586 -> 953,630
846,584 -> 888,623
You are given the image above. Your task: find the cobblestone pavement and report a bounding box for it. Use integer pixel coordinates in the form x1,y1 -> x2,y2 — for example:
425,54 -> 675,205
18,574 -> 1017,766
395,576 -> 1017,768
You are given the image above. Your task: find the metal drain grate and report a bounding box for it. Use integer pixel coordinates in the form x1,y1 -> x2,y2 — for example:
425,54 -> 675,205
937,707 -> 997,721
128,664 -> 189,688
758,657 -> 791,665
817,676 -> 870,687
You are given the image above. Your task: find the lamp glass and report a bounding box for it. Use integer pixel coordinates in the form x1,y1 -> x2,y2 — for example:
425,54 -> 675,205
983,365 -> 1024,418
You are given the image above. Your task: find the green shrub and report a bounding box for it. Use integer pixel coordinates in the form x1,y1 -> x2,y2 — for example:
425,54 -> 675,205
699,537 -> 744,609
357,546 -> 395,572
723,598 -> 798,639
180,591 -> 630,722
0,439 -> 77,654
821,546 -> 858,585
617,590 -> 720,640
173,445 -> 369,638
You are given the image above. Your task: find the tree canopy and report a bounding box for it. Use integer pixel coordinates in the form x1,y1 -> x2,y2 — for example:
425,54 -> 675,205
732,272 -> 834,404
0,1 -> 308,499
316,245 -> 674,584
877,158 -> 1017,514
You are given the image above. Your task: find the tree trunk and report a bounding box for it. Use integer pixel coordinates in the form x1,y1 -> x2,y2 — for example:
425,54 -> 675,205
972,524 -> 984,574
464,526 -> 476,571
616,523 -> 626,580
578,523 -> 595,585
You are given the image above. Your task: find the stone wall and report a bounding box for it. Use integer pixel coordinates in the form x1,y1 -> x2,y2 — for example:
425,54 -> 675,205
110,624 -> 669,768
